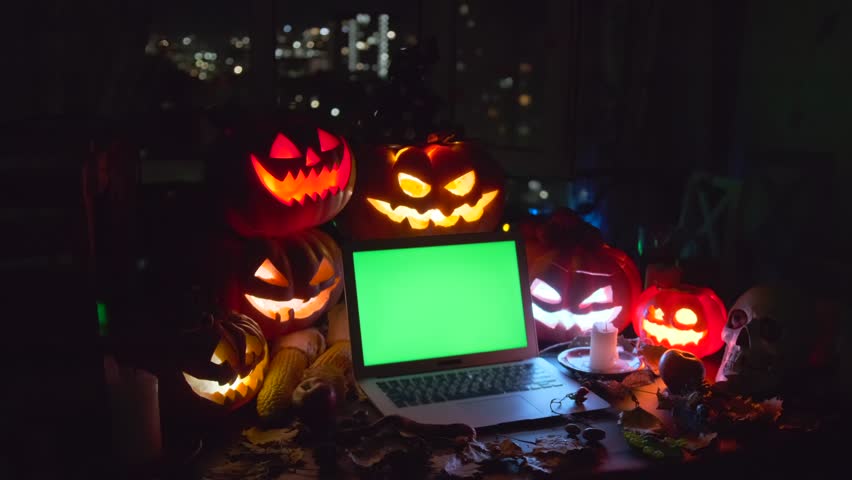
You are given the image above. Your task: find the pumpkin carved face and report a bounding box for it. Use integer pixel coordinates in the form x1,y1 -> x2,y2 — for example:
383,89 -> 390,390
181,311 -> 269,410
228,229 -> 344,339
522,210 -> 641,346
338,135 -> 504,239
632,284 -> 727,358
215,122 -> 356,238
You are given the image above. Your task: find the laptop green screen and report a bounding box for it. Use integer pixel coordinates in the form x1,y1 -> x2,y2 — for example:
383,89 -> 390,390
351,239 -> 529,367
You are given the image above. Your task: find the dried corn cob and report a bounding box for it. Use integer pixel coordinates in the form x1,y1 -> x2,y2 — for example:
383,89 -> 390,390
256,328 -> 325,421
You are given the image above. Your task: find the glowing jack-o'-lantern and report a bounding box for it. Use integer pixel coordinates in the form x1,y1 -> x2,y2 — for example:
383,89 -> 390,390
632,284 -> 727,358
226,228 -> 344,339
337,134 -> 504,239
212,120 -> 356,238
180,311 -> 269,411
521,209 -> 641,346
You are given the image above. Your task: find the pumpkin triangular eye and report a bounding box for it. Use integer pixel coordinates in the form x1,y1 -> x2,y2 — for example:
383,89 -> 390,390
317,129 -> 340,152
254,258 -> 289,287
531,278 -> 561,304
444,170 -> 476,196
269,133 -> 301,159
309,257 -> 336,286
210,339 -> 236,366
650,305 -> 665,321
398,172 -> 431,198
578,286 -> 614,308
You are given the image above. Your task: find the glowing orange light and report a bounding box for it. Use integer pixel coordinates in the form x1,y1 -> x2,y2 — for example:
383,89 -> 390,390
254,258 -> 289,287
642,318 -> 707,346
367,190 -> 498,229
674,308 -> 698,326
444,170 -> 476,196
398,173 -> 432,197
245,277 -> 341,322
183,340 -> 268,407
251,140 -> 352,205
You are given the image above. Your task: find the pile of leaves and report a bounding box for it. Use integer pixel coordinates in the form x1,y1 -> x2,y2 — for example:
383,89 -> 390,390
339,414 -> 606,478
203,425 -> 310,480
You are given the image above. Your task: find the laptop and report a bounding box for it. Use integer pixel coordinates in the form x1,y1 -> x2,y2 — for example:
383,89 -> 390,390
342,231 -> 609,428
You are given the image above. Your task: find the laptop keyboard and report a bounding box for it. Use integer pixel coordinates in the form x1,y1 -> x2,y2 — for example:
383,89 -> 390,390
376,362 -> 564,408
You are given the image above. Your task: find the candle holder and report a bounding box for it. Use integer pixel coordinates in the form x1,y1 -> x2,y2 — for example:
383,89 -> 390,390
556,330 -> 645,379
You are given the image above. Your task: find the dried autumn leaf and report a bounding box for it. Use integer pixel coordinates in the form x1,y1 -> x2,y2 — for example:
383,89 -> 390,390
531,435 -> 584,455
441,454 -> 482,479
639,344 -> 668,373
588,379 -> 639,407
759,397 -> 783,422
619,406 -> 665,434
622,369 -> 656,388
522,454 -> 559,474
242,426 -> 299,445
491,438 -> 524,457
461,440 -> 492,463
681,432 -> 717,452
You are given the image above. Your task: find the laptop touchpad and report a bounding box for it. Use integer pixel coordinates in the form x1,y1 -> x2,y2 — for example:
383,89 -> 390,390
457,395 -> 545,427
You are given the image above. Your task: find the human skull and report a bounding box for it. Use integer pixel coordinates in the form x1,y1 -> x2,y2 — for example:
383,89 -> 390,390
716,285 -> 817,395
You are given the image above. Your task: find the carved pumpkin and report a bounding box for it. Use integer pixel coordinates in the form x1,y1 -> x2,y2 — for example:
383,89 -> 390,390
632,284 -> 727,358
226,228 -> 344,339
180,311 -> 269,411
337,134 -> 504,239
212,120 -> 356,238
521,209 -> 641,346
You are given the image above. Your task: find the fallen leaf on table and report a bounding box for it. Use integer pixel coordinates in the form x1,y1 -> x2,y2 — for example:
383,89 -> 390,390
204,442 -> 305,480
588,379 -> 639,408
461,440 -> 492,463
681,432 -> 717,452
531,435 -> 584,455
242,426 -> 299,445
638,344 -> 668,373
490,438 -> 524,457
522,454 -> 559,475
439,454 -> 482,478
621,369 -> 656,388
619,406 -> 665,434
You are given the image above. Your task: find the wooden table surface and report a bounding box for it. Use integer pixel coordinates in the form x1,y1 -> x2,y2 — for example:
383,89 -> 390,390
165,352 -> 845,480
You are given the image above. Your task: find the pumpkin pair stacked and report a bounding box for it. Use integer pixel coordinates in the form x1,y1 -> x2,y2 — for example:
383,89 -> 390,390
210,122 -> 356,421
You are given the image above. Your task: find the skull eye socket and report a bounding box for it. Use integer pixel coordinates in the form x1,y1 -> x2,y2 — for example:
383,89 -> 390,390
727,309 -> 749,329
398,173 -> 431,198
530,278 -> 561,304
444,170 -> 476,196
758,317 -> 783,342
254,258 -> 289,287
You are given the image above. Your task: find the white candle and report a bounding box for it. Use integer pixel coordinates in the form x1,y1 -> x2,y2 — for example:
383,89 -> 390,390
589,321 -> 618,372
105,355 -> 163,467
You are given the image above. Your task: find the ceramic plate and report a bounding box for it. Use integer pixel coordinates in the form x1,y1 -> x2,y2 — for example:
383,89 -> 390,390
557,346 -> 645,377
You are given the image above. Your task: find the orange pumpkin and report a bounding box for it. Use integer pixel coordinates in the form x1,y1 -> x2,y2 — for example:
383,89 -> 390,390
521,209 -> 641,346
179,311 -> 269,411
210,118 -> 355,238
632,284 -> 727,358
225,228 -> 344,339
337,134 -> 504,239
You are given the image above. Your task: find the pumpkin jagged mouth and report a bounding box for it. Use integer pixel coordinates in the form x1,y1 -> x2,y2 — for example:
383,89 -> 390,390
245,277 -> 341,322
532,303 -> 622,331
182,346 -> 269,406
251,143 -> 352,206
642,318 -> 706,346
366,190 -> 499,229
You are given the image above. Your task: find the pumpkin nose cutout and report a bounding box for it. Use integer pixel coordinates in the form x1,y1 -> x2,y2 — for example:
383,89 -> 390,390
305,148 -> 321,167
